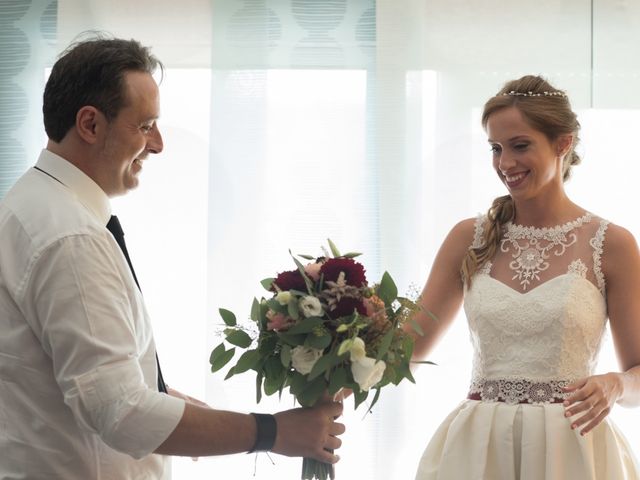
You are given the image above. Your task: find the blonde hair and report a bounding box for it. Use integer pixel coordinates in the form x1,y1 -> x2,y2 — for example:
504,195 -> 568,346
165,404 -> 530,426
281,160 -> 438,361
461,75 -> 581,287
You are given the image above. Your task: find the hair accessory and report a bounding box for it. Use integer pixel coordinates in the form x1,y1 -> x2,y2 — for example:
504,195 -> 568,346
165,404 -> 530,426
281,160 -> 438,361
501,90 -> 567,98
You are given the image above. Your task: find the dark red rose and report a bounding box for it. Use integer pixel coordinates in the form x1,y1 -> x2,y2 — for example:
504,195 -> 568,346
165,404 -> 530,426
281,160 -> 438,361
272,269 -> 307,292
330,297 -> 367,318
320,257 -> 367,287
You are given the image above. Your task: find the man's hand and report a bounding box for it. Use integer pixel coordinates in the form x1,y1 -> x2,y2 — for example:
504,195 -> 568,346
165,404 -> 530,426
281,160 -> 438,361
272,401 -> 345,463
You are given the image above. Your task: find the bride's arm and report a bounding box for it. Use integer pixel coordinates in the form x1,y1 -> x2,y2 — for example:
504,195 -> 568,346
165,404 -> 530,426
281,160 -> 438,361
408,218 -> 476,361
563,223 -> 640,435
603,224 -> 640,408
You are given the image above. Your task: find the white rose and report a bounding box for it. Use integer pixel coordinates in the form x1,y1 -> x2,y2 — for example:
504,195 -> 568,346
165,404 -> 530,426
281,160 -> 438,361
291,346 -> 324,375
299,295 -> 323,318
351,356 -> 386,391
348,337 -> 366,361
276,291 -> 292,306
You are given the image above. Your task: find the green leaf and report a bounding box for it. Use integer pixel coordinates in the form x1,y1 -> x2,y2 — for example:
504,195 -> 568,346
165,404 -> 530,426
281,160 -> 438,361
405,365 -> 416,383
328,366 -> 348,395
297,376 -> 327,407
289,288 -> 308,296
411,360 -> 437,365
305,331 -> 332,350
210,345 -> 236,373
234,349 -> 260,374
219,308 -> 237,326
280,344 -> 292,368
264,370 -> 286,395
290,252 -> 314,294
287,317 -> 324,335
264,355 -> 287,395
261,278 -> 275,291
209,342 -> 225,365
337,338 -> 354,356
288,372 -> 308,396
367,387 -> 382,413
394,362 -> 416,385
342,251 -> 362,258
402,335 -> 415,361
297,254 -> 315,260
277,332 -> 307,347
264,356 -> 284,379
258,332 -> 278,355
327,238 -> 341,257
250,298 -> 261,322
307,351 -> 337,381
224,366 -> 236,380
353,387 -> 369,409
381,364 -> 397,385
255,372 -> 263,403
375,327 -> 395,361
377,272 -> 398,306
266,298 -> 287,315
287,297 -> 300,320
225,329 -> 252,348
408,318 -> 424,336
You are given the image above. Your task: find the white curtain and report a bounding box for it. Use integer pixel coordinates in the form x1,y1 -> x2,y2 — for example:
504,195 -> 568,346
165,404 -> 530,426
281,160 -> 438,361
10,0 -> 640,477
0,0 -> 57,197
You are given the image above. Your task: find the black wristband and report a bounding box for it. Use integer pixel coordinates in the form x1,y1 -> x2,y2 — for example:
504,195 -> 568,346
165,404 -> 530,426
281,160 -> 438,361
249,413 -> 277,453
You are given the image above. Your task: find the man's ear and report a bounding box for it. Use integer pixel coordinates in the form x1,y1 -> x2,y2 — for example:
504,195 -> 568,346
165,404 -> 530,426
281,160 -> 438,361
75,106 -> 103,144
557,134 -> 574,158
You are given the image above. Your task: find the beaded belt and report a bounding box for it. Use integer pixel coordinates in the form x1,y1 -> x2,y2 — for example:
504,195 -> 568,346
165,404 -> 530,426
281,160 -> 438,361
467,378 -> 570,405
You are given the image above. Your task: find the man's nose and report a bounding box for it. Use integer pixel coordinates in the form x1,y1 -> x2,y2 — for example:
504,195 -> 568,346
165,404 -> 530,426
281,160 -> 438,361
147,124 -> 163,154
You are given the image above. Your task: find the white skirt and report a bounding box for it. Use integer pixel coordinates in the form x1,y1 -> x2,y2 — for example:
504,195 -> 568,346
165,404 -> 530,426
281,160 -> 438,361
415,400 -> 640,480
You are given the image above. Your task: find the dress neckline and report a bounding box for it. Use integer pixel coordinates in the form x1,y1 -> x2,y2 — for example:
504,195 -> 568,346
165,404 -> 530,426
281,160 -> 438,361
505,212 -> 592,239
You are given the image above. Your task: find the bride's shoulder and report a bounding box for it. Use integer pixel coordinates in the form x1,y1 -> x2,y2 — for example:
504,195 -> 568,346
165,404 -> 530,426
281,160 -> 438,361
442,216 -> 481,251
601,221 -> 639,253
586,212 -> 638,246
456,215 -> 486,239
452,216 -> 480,234
597,221 -> 640,289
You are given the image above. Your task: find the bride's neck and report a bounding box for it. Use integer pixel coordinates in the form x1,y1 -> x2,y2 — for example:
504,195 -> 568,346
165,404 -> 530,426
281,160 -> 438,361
511,195 -> 583,228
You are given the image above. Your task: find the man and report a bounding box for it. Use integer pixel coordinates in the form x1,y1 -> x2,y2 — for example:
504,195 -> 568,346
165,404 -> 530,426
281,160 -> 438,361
0,36 -> 344,478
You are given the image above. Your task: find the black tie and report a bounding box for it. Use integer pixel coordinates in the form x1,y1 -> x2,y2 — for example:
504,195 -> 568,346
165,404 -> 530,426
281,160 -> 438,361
106,215 -> 168,393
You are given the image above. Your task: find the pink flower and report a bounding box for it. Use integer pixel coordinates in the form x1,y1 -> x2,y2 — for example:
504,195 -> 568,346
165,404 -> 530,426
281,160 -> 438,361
266,311 -> 294,331
304,262 -> 323,281
363,295 -> 388,323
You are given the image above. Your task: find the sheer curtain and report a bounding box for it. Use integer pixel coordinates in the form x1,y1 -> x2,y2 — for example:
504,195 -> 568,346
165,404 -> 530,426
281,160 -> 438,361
0,0 -> 57,197
4,0 -> 639,478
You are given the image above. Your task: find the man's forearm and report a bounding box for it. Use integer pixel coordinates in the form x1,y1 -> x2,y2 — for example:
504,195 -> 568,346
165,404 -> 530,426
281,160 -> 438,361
154,403 -> 256,456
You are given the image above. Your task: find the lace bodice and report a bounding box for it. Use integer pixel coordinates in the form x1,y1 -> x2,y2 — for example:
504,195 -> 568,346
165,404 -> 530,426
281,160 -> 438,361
464,213 -> 609,402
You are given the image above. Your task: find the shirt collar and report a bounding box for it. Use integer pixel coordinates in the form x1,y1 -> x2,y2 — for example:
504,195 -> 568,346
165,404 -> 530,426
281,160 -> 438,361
35,149 -> 112,225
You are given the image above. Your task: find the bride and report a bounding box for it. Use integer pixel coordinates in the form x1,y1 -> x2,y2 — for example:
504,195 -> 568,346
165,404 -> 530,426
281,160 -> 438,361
410,75 -> 640,479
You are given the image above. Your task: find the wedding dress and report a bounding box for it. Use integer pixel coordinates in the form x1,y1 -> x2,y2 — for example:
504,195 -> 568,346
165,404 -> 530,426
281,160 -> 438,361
415,213 -> 640,480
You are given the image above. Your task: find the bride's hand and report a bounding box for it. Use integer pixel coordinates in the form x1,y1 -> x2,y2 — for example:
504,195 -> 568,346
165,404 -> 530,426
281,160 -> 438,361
562,373 -> 623,435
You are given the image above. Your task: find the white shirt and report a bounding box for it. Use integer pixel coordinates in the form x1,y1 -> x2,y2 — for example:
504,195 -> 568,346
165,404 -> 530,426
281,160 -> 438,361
0,150 -> 185,479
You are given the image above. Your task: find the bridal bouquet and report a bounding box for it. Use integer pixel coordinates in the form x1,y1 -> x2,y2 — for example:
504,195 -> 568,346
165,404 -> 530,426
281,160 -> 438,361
210,240 -> 424,480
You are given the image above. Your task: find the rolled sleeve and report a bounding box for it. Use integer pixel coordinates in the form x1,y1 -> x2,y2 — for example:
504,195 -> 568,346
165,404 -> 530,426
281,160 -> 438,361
66,358 -> 185,458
